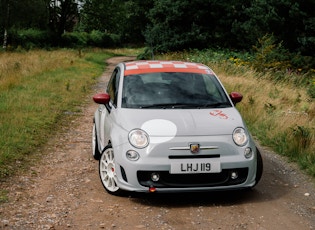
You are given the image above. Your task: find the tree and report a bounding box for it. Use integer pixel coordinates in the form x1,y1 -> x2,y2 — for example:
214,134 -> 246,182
119,0 -> 153,44
79,0 -> 150,45
49,0 -> 79,36
144,0 -> 211,52
79,0 -> 120,33
231,0 -> 315,54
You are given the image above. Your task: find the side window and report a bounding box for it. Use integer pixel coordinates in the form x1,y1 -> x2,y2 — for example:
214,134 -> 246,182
107,68 -> 120,106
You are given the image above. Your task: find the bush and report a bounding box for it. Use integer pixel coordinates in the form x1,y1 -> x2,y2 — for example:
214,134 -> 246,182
61,32 -> 88,48
74,30 -> 121,48
4,29 -> 122,50
9,28 -> 52,49
88,30 -> 104,47
251,34 -> 291,72
108,33 -> 121,47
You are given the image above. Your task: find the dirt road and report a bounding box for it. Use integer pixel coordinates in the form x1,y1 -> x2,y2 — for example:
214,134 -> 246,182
1,56 -> 315,230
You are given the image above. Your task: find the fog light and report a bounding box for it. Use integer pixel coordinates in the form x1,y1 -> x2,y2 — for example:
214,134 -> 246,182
151,173 -> 160,182
244,147 -> 252,159
126,150 -> 140,161
231,171 -> 238,180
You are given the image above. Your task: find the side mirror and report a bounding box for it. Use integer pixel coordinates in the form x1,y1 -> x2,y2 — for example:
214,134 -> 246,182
229,92 -> 243,105
93,93 -> 110,104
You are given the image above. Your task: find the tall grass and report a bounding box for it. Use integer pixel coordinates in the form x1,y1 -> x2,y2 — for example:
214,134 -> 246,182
0,49 -> 115,178
160,50 -> 315,176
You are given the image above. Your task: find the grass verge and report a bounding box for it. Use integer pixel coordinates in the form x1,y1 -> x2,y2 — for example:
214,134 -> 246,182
0,48 -> 140,179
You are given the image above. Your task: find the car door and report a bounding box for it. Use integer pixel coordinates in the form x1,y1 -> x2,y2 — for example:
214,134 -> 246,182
99,67 -> 121,149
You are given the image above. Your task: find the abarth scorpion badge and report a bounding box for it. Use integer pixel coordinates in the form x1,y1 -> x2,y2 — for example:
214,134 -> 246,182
190,143 -> 200,153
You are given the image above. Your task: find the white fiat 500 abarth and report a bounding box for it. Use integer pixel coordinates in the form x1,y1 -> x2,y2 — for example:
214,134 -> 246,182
92,60 -> 263,195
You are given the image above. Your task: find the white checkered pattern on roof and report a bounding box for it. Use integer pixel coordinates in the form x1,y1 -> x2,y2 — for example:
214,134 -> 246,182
124,61 -> 213,75
125,61 -> 208,71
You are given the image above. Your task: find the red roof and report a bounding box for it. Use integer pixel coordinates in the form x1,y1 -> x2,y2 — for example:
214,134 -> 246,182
124,61 -> 213,75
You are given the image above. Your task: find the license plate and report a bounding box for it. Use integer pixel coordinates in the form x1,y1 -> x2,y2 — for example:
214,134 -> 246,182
170,160 -> 221,174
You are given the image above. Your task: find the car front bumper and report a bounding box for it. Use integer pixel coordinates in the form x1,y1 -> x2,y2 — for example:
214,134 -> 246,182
110,135 -> 258,193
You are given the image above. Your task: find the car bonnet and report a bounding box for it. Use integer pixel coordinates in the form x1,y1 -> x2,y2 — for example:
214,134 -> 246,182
116,108 -> 245,137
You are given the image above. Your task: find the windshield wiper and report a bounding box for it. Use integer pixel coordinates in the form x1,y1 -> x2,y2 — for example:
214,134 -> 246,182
140,103 -> 201,109
138,102 -> 232,109
201,102 -> 231,108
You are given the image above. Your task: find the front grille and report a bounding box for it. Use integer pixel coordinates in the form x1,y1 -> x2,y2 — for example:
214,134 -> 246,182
137,168 -> 248,188
168,154 -> 220,159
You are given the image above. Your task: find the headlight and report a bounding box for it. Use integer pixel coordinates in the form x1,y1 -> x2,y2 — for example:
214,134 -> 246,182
232,127 -> 248,146
128,129 -> 149,148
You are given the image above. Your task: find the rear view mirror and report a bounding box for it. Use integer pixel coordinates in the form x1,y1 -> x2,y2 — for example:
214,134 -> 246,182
93,93 -> 110,104
229,92 -> 243,104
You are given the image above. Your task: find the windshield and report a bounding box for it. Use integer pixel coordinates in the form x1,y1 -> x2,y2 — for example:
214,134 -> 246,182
121,72 -> 231,109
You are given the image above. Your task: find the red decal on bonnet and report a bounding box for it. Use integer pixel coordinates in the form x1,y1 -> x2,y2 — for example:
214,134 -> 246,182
209,110 -> 228,119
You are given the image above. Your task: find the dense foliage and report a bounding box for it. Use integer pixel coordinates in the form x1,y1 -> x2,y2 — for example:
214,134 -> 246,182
145,0 -> 315,55
1,0 -> 314,54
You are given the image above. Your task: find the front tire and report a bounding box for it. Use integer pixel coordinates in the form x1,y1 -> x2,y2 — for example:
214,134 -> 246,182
99,145 -> 122,195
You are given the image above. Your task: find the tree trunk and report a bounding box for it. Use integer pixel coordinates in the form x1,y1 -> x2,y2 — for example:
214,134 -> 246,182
2,0 -> 10,50
2,29 -> 8,49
